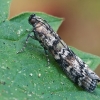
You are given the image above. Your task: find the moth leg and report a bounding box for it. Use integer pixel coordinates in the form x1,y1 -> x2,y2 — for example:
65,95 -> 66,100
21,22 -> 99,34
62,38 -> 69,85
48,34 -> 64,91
17,30 -> 36,54
39,42 -> 50,66
43,47 -> 50,66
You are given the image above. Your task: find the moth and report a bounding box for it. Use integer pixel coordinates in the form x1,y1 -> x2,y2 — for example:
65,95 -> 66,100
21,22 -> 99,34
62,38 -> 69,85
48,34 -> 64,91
18,14 -> 100,92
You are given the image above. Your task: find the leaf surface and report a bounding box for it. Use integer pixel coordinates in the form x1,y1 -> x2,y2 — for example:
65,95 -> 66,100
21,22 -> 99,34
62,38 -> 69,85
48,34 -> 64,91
0,0 -> 100,100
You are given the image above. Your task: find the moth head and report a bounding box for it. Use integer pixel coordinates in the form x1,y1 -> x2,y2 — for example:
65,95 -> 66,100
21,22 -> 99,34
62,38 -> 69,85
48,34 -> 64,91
28,14 -> 37,25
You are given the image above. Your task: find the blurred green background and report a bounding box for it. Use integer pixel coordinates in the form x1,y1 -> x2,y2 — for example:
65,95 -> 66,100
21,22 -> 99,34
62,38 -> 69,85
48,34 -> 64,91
9,0 -> 100,75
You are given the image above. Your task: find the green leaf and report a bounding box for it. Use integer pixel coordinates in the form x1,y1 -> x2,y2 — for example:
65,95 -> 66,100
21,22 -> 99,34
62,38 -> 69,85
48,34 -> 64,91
0,0 -> 100,100
0,0 -> 11,23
